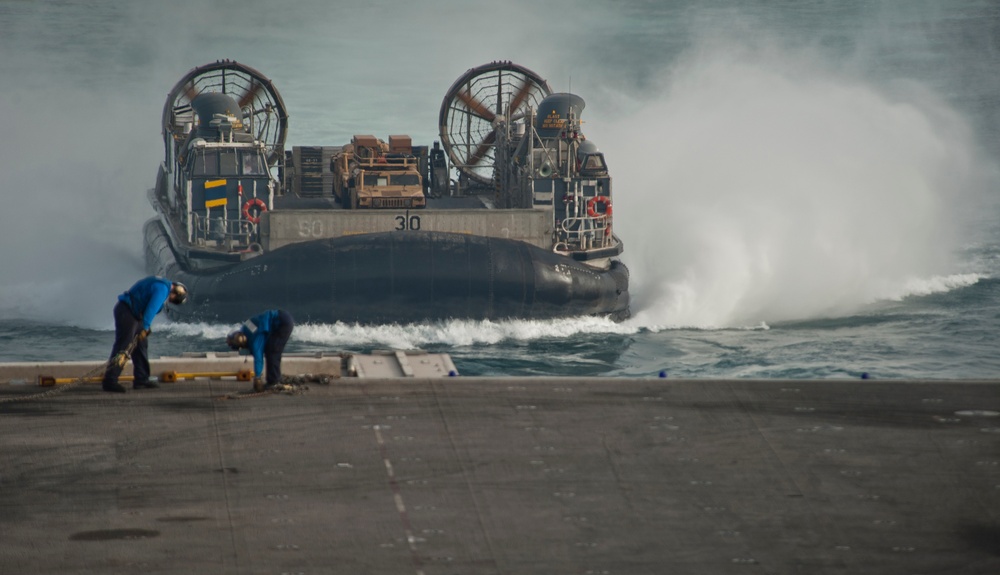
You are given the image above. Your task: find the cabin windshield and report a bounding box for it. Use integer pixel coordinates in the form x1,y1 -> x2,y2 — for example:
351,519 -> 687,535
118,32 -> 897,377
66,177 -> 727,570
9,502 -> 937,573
361,173 -> 419,187
191,149 -> 264,177
363,175 -> 389,187
393,174 -> 420,186
193,150 -> 218,176
582,153 -> 606,171
219,150 -> 238,176
242,153 -> 264,175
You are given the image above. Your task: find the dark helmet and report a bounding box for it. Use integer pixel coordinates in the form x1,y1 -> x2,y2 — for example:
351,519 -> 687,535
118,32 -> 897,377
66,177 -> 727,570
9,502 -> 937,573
226,330 -> 247,350
170,282 -> 188,305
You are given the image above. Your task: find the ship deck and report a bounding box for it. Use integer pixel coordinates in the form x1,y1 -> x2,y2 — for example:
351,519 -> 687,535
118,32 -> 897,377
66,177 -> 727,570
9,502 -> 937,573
2,374 -> 998,574
273,190 -> 494,211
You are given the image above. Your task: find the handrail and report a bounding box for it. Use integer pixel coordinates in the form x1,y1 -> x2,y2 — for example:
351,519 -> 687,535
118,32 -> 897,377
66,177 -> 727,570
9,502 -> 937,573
558,214 -> 613,251
190,213 -> 258,251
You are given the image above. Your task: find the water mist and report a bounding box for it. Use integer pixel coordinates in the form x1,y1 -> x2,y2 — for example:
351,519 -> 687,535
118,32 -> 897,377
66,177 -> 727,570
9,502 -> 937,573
599,41 -> 990,329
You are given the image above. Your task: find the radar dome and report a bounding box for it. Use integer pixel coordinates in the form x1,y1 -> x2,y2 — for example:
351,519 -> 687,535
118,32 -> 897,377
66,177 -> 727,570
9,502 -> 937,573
192,93 -> 245,139
535,93 -> 585,138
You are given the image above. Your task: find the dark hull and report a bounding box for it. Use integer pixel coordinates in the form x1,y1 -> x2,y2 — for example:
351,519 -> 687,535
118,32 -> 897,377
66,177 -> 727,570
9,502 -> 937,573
144,218 -> 629,324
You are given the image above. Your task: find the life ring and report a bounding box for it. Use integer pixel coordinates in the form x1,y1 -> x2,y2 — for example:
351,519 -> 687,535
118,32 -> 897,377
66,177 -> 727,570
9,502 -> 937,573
242,198 -> 267,224
587,196 -> 612,218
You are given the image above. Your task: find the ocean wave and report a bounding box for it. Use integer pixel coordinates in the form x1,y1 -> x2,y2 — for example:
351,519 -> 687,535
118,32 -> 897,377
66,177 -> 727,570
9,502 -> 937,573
159,315 -> 640,350
872,273 -> 983,302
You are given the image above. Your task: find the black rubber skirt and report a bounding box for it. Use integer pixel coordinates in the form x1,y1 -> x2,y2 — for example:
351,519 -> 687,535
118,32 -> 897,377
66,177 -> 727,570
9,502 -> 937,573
144,219 -> 629,324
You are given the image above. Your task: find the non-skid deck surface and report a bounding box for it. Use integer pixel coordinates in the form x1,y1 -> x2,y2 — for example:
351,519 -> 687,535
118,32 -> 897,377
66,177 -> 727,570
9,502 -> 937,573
1,378 -> 998,574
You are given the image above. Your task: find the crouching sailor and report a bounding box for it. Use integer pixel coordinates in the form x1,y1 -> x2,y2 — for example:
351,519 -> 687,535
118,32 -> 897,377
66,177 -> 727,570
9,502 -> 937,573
226,309 -> 295,392
103,276 -> 188,393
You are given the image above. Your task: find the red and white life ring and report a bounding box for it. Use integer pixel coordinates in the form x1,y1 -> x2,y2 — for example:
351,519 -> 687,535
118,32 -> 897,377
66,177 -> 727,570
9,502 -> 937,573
242,198 -> 267,224
587,196 -> 612,218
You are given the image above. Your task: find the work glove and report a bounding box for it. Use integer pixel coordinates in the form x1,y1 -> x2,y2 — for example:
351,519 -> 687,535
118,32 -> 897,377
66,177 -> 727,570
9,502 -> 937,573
113,353 -> 128,368
137,328 -> 151,341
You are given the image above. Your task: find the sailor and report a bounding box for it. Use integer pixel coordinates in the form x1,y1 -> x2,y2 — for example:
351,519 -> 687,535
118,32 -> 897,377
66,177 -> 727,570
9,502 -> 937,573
226,309 -> 295,392
243,155 -> 258,174
102,277 -> 188,393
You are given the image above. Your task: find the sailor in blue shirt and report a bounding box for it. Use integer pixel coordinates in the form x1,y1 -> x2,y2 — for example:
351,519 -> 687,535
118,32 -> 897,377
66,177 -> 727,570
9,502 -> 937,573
102,276 -> 188,393
227,309 -> 295,391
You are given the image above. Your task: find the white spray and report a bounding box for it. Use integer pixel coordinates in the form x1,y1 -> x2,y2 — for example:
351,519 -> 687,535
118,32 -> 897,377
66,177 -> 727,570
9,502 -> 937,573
593,39 -> 991,329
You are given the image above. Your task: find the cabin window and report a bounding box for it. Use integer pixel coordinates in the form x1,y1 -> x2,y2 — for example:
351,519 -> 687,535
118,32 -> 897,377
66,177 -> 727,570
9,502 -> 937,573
242,153 -> 264,175
193,150 -> 219,176
583,153 -> 606,171
219,150 -> 239,176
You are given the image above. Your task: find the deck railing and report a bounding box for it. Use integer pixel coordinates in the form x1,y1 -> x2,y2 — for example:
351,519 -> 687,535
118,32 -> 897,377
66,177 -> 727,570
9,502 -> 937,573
190,213 -> 258,251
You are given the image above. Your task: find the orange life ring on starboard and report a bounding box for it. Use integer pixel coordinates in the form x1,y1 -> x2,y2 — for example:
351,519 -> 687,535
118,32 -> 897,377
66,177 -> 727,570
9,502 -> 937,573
587,196 -> 612,218
242,198 -> 267,224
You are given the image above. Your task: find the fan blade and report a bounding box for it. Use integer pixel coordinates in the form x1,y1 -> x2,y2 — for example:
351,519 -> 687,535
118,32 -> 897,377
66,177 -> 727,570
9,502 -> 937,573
183,81 -> 199,103
456,90 -> 496,123
507,80 -> 533,116
467,131 -> 497,166
239,82 -> 263,109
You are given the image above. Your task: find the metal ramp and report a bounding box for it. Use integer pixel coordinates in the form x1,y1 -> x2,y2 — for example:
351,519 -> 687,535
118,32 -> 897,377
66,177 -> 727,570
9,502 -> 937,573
347,349 -> 458,378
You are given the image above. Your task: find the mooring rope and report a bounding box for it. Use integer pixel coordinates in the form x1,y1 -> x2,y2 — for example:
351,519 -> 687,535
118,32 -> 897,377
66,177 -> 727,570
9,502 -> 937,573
2,345 -> 335,404
0,334 -> 143,404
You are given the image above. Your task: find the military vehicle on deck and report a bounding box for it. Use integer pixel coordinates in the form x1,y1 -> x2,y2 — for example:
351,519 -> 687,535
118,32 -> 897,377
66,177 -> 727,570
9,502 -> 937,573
331,134 -> 427,210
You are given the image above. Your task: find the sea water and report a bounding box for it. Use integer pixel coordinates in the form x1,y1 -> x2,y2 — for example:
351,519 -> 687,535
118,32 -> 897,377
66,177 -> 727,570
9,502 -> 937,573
1,0 -> 998,378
